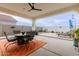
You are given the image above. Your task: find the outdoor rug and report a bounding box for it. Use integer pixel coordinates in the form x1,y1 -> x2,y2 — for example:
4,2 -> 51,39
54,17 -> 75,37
0,39 -> 46,56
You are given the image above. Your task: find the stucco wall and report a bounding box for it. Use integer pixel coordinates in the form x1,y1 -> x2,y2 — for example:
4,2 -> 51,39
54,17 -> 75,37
0,24 -> 32,36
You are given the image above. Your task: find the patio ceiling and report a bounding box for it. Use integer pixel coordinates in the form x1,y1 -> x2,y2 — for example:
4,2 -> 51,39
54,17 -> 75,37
0,3 -> 78,20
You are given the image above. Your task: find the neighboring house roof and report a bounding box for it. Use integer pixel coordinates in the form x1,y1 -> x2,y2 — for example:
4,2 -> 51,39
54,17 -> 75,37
0,14 -> 17,23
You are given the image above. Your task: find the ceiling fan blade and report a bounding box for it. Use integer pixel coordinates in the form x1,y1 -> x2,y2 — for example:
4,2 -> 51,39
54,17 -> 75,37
28,8 -> 42,12
28,3 -> 42,12
34,8 -> 42,11
28,3 -> 33,9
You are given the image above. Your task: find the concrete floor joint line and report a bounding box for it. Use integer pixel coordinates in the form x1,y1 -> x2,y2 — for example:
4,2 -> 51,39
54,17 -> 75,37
42,47 -> 62,56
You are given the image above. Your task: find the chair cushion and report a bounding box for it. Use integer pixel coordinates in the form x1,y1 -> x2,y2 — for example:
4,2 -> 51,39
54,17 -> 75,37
8,36 -> 16,41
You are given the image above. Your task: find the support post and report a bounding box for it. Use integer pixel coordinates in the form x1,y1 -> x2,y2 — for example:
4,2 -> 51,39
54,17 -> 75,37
32,20 -> 36,31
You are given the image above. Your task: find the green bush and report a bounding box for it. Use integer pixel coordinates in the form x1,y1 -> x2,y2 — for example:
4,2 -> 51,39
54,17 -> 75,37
66,32 -> 71,36
38,28 -> 46,32
38,29 -> 43,32
75,28 -> 79,38
51,31 -> 54,33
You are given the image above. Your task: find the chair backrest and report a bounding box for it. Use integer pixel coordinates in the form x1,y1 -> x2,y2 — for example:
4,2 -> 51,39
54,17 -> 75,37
26,31 -> 38,35
13,30 -> 21,34
3,32 -> 9,41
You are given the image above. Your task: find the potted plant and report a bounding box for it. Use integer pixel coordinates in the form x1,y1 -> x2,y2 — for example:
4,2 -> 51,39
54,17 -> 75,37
75,28 -> 79,39
73,28 -> 79,49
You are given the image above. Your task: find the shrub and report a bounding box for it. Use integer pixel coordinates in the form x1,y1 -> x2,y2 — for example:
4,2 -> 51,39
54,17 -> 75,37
51,31 -> 54,33
67,32 -> 72,36
75,28 -> 79,38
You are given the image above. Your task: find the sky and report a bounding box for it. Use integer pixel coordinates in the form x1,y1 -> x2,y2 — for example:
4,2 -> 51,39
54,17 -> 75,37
12,16 -> 32,26
0,11 -> 79,28
36,11 -> 79,27
0,12 -> 32,26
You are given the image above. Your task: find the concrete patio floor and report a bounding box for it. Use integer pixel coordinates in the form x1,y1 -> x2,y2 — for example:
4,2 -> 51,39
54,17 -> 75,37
38,33 -> 72,41
0,33 -> 78,56
31,35 -> 78,56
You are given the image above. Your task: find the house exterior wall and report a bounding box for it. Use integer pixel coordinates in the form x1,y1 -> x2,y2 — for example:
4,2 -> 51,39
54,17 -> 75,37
0,24 -> 32,36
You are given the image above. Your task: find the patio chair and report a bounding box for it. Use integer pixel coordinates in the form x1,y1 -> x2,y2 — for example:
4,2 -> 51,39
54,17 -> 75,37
3,32 -> 17,50
26,31 -> 38,41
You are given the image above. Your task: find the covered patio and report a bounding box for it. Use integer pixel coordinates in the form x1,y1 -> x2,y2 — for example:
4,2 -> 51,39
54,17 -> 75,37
0,3 -> 79,56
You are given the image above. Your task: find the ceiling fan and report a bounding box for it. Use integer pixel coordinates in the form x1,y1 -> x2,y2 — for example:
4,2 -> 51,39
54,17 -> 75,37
28,3 -> 42,11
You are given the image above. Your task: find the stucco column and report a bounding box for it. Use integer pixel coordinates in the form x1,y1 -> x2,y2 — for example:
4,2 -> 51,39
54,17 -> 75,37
32,20 -> 36,31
